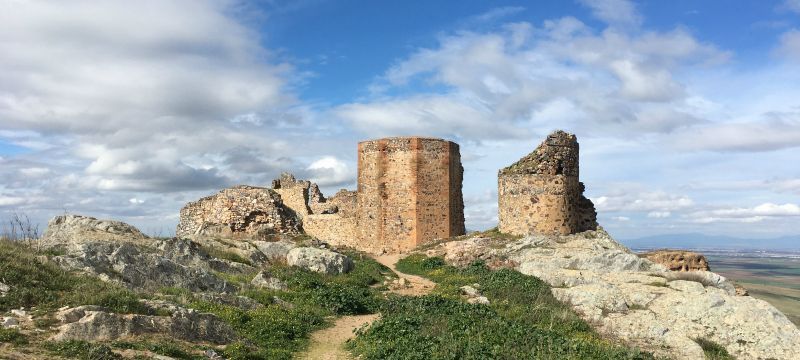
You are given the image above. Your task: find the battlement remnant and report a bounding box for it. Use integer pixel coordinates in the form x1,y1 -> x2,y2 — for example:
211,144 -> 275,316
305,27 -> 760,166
498,130 -> 597,236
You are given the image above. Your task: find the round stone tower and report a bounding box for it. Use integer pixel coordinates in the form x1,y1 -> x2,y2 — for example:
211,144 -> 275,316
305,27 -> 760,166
357,137 -> 465,253
497,130 -> 597,236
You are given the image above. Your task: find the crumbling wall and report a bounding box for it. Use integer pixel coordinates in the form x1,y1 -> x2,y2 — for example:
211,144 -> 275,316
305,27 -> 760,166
176,185 -> 301,238
498,130 -> 597,236
303,214 -> 358,248
357,137 -> 465,253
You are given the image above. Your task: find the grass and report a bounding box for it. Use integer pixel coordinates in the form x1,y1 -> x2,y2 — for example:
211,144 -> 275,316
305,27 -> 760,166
182,253 -> 391,360
0,328 -> 27,345
111,338 -> 206,359
203,246 -> 253,266
348,254 -> 653,360
695,338 -> 735,360
0,239 -> 151,315
43,340 -> 121,360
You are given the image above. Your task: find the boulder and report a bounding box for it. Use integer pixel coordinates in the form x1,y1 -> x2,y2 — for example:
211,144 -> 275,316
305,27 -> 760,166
0,281 -> 9,297
251,271 -> 288,290
251,240 -> 298,262
40,214 -> 147,248
639,250 -> 710,271
52,305 -> 236,345
286,247 -> 353,274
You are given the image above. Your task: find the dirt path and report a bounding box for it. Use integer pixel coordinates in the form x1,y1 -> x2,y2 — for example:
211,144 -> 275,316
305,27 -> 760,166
374,254 -> 435,296
296,314 -> 380,360
296,254 -> 435,359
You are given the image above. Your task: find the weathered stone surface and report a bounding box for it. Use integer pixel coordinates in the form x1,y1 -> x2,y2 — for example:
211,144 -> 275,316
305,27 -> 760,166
251,271 -> 287,290
251,240 -> 298,262
194,293 -> 264,311
176,185 -> 300,239
498,130 -> 597,236
357,137 -> 465,253
640,250 -> 710,272
52,305 -> 236,345
286,247 -> 353,274
0,281 -> 9,297
425,230 -> 800,360
40,214 -> 147,248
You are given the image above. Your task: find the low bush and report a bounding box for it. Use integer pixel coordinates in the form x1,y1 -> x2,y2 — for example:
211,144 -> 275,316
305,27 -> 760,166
695,338 -> 734,360
0,328 -> 27,345
350,254 -> 652,359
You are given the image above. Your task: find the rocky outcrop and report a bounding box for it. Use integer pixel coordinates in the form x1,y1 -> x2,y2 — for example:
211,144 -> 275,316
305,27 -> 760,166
251,271 -> 287,290
53,305 -> 236,345
176,185 -> 301,239
40,214 -> 147,248
639,250 -> 710,272
425,230 -> 800,360
287,247 -> 354,274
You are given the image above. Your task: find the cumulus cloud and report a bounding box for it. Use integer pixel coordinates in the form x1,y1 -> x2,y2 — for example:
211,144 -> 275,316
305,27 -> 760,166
690,203 -> 800,223
785,0 -> 800,14
305,156 -> 353,188
336,16 -> 726,141
673,110 -> 800,152
0,0 -> 301,194
593,190 -> 694,213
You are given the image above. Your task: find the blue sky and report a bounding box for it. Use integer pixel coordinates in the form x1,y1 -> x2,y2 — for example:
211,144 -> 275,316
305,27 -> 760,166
1,0 -> 800,243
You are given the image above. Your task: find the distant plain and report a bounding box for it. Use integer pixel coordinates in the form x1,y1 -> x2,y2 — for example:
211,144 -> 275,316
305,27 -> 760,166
706,255 -> 800,326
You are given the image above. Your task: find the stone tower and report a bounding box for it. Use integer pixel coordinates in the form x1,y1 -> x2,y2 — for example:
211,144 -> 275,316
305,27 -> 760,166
497,130 -> 597,236
357,137 -> 465,253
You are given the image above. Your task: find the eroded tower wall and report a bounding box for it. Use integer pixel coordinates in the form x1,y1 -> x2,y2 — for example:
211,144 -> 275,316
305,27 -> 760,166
498,131 -> 597,236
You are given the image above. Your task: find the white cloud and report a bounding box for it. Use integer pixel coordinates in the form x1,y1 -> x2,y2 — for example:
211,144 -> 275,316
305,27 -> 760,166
577,0 -> 642,27
612,216 -> 631,221
690,203 -> 800,223
0,196 -> 26,207
775,29 -> 800,61
673,110 -> 800,152
338,17 -> 726,141
0,0 -> 301,193
647,211 -> 671,218
594,190 -> 693,213
306,156 -> 353,188
129,198 -> 145,205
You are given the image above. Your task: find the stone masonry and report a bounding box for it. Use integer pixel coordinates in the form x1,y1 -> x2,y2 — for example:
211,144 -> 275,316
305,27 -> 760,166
357,137 -> 465,253
498,130 -> 597,236
176,185 -> 301,238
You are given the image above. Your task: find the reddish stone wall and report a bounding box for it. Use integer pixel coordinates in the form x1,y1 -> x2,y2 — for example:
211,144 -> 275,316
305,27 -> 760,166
357,137 -> 465,253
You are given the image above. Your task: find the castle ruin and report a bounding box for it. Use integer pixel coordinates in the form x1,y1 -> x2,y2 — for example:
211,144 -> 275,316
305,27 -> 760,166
497,130 -> 597,236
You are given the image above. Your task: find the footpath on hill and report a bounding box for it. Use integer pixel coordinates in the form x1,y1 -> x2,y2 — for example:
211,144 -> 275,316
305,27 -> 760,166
297,254 -> 435,360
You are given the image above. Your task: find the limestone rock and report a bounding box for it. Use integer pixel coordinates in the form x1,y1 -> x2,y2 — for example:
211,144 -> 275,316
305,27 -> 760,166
52,238 -> 236,293
425,229 -> 800,359
286,247 -> 353,274
194,293 -> 264,311
251,271 -> 287,290
639,250 -> 710,271
1,317 -> 18,329
251,240 -> 298,262
52,305 -> 236,345
40,214 -> 147,248
176,185 -> 300,239
0,281 -> 9,297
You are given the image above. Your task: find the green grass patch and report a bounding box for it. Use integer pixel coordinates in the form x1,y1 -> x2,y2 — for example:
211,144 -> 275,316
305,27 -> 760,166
0,327 -> 27,345
111,339 -> 205,360
0,239 -> 151,314
350,254 -> 653,359
203,246 -> 253,266
186,254 -> 390,359
695,338 -> 734,360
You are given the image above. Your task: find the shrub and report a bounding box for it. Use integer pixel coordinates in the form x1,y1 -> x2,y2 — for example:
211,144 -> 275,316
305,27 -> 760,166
695,338 -> 734,360
0,328 -> 27,345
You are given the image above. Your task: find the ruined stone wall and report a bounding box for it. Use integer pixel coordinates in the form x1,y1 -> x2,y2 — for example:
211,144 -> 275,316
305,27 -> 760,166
326,190 -> 358,217
498,131 -> 597,236
357,137 -> 465,253
176,185 -> 301,238
303,214 -> 358,248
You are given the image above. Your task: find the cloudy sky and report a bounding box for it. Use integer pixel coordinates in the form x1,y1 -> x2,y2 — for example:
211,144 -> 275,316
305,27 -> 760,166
1,0 -> 799,242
